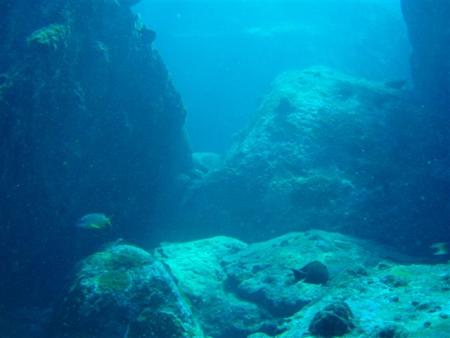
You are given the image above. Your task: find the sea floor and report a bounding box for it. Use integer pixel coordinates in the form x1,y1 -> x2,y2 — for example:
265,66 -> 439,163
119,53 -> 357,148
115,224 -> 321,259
15,229 -> 449,338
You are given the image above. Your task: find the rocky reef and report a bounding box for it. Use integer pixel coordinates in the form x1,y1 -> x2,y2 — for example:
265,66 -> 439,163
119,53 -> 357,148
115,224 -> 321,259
51,231 -> 450,337
177,67 -> 449,254
401,0 -> 450,110
51,243 -> 203,338
0,0 -> 191,306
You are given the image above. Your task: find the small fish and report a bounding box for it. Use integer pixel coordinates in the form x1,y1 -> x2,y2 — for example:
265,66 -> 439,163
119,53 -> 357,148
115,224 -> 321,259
77,213 -> 111,231
430,242 -> 449,256
292,261 -> 329,285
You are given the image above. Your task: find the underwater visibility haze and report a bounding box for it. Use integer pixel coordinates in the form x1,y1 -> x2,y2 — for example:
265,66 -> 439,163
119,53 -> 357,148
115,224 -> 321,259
0,0 -> 449,337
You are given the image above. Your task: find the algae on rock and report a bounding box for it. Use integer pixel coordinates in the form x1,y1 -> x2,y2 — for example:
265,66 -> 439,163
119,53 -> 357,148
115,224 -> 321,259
0,0 -> 192,308
176,67 -> 448,254
27,24 -> 68,50
52,244 -> 204,338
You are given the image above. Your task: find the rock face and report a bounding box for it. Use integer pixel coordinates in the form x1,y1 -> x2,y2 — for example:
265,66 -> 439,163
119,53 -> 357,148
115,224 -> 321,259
178,67 -> 449,253
51,243 -> 204,338
154,230 -> 449,338
401,0 -> 450,110
156,231 -> 389,337
48,231 -> 450,338
0,0 -> 191,306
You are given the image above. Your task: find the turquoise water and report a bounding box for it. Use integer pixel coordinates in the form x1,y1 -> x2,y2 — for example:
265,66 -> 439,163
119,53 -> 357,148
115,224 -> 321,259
135,0 -> 409,152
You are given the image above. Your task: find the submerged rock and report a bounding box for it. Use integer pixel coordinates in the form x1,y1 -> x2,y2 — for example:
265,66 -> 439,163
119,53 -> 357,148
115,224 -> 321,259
51,244 -> 203,338
0,0 -> 192,308
51,230 -> 450,338
26,23 -> 68,50
176,67 -> 449,255
309,302 -> 355,337
156,230 -> 389,336
155,236 -> 271,338
372,324 -> 408,338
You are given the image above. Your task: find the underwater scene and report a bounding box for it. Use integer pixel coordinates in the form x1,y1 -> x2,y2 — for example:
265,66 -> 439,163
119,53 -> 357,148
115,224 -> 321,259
1,0 -> 449,337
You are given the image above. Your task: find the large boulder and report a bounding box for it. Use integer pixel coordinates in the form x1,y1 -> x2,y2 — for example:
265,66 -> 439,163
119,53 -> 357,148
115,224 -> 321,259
51,243 -> 203,338
0,0 -> 191,306
155,236 -> 272,338
155,230 -> 450,338
156,230 -> 389,337
49,231 -> 450,338
177,67 -> 449,253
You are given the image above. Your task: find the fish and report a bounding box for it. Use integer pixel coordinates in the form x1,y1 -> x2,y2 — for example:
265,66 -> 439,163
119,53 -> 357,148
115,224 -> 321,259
292,261 -> 329,285
76,213 -> 112,231
430,242 -> 449,256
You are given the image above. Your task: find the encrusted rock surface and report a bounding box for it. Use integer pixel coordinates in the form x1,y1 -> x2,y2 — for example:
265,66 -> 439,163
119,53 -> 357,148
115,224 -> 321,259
32,230 -> 450,338
154,230 -> 450,338
308,302 -> 355,337
176,67 -> 449,254
0,0 -> 191,306
51,243 -> 204,338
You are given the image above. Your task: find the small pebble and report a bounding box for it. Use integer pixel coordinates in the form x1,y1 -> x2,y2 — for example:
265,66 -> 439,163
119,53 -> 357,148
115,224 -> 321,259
423,321 -> 431,328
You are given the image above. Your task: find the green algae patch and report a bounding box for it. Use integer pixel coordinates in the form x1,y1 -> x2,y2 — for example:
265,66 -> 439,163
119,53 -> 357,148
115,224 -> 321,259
27,24 -> 68,50
86,244 -> 153,271
388,265 -> 414,279
97,271 -> 131,291
130,309 -> 186,338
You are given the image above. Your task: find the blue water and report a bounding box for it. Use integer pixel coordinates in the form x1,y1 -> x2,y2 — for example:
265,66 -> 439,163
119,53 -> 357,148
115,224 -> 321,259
135,0 -> 409,152
1,0 -> 449,337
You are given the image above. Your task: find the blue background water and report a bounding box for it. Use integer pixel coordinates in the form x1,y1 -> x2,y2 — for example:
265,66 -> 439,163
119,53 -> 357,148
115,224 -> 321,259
135,0 -> 409,152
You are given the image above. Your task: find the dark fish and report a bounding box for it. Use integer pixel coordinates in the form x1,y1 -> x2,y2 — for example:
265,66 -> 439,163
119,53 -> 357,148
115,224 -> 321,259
292,261 -> 329,285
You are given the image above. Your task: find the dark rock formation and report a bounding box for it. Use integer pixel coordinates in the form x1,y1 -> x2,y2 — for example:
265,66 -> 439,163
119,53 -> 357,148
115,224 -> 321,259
51,243 -> 204,338
372,324 -> 408,338
177,67 -> 449,254
401,0 -> 450,110
308,302 -> 355,337
0,0 -> 191,307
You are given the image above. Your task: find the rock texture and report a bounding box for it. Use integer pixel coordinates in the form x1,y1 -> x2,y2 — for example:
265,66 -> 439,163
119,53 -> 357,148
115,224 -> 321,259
401,0 -> 450,110
0,0 -> 191,306
16,230 -> 447,337
75,230 -> 450,338
161,231 -> 450,338
177,67 -> 449,254
51,243 -> 203,338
